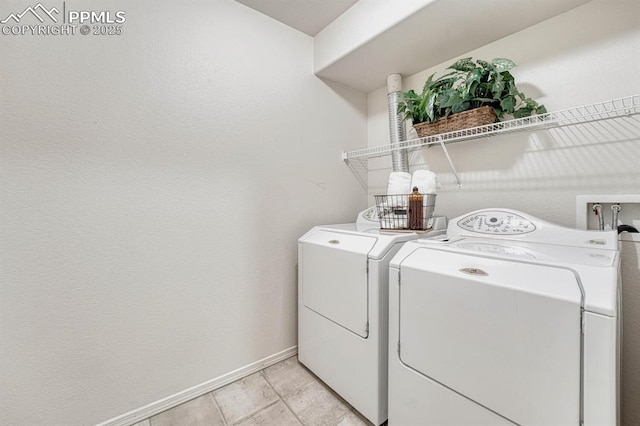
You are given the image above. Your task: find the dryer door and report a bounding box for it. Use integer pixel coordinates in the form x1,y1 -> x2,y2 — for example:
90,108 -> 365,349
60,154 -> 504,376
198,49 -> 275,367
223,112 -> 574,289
398,248 -> 583,425
300,230 -> 375,338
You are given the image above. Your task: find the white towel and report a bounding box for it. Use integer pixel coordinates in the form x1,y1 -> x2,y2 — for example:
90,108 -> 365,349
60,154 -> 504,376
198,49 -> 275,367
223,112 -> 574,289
386,171 -> 411,210
387,171 -> 412,196
411,169 -> 438,194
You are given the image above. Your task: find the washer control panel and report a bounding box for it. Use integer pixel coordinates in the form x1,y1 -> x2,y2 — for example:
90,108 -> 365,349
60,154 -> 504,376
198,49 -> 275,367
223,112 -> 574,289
456,210 -> 536,235
447,208 -> 619,250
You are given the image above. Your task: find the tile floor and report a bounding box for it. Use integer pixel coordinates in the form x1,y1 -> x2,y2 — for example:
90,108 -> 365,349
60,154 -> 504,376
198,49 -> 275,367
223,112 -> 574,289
132,356 -> 374,426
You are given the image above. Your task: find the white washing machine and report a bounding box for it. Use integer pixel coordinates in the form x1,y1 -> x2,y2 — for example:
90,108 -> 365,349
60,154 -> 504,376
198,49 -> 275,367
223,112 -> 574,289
298,208 -> 446,425
388,209 -> 621,426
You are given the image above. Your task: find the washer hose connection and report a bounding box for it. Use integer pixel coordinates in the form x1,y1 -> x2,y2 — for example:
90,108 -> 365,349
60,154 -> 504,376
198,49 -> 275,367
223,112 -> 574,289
611,204 -> 620,231
592,204 -> 604,231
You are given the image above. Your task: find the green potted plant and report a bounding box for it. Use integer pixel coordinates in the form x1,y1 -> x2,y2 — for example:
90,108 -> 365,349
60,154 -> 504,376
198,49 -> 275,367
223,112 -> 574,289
398,57 -> 547,137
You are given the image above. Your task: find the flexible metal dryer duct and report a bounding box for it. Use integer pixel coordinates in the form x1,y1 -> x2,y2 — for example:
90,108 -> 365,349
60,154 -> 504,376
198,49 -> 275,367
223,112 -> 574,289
387,74 -> 409,173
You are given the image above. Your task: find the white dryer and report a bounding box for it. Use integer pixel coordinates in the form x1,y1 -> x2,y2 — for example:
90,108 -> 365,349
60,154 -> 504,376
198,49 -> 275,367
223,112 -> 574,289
298,209 -> 446,425
388,209 -> 620,426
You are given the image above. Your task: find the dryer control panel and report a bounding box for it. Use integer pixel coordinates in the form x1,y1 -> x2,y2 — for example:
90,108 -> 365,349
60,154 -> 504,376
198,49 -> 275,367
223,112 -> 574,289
457,210 -> 535,235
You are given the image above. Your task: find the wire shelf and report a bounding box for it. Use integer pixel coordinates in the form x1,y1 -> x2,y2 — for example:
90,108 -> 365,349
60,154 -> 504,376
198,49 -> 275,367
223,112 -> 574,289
342,94 -> 640,161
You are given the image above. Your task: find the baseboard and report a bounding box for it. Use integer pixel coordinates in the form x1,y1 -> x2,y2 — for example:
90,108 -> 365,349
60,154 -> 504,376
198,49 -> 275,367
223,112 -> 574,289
95,346 -> 298,426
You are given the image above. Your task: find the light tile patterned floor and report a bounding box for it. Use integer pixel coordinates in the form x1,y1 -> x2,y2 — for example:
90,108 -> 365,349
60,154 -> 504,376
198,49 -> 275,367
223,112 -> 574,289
132,355 -> 374,426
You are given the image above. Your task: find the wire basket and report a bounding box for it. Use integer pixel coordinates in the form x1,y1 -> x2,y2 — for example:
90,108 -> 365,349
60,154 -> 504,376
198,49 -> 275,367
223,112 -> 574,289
374,193 -> 437,232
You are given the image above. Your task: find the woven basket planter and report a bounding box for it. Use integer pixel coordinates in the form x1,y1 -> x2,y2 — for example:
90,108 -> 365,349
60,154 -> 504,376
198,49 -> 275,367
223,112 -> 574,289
413,106 -> 497,137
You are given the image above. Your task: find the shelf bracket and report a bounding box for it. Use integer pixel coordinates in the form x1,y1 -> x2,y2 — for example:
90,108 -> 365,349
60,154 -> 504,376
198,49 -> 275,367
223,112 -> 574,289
437,135 -> 462,188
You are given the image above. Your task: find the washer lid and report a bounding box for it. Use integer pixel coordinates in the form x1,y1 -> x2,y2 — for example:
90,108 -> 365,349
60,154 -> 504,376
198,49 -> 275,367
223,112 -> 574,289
394,236 -> 619,316
400,245 -> 584,306
399,247 -> 582,425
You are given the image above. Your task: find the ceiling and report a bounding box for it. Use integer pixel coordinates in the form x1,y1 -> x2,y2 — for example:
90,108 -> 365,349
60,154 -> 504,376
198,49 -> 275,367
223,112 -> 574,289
235,0 -> 594,92
235,0 -> 358,36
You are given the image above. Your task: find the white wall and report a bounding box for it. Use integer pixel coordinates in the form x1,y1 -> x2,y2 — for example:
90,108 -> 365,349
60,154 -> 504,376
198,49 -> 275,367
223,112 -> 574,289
367,0 -> 640,423
0,1 -> 367,424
